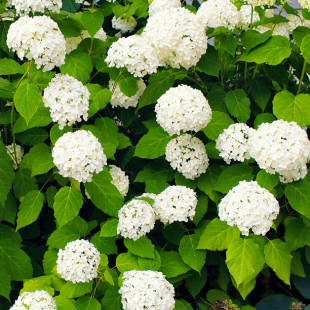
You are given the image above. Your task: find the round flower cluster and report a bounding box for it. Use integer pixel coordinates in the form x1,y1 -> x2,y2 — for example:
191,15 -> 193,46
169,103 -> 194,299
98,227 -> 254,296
109,78 -> 146,108
112,14 -> 137,33
248,120 -> 310,183
245,0 -> 276,6
56,239 -> 100,283
256,23 -> 290,39
11,0 -> 61,15
117,199 -> 156,240
6,15 -> 66,72
165,134 -> 209,179
218,181 -> 280,236
299,0 -> 310,9
43,73 -> 90,129
155,85 -> 212,135
215,123 -> 255,164
196,0 -> 240,30
10,290 -> 57,310
119,270 -> 175,310
52,130 -> 107,183
6,143 -> 24,170
153,185 -> 197,224
142,7 -> 208,69
105,35 -> 160,78
109,165 -> 129,196
148,0 -> 181,16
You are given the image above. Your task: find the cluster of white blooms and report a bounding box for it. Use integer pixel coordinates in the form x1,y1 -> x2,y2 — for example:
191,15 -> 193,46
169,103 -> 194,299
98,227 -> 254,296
299,0 -> 310,9
215,123 -> 255,164
52,130 -> 107,183
11,0 -> 61,15
119,270 -> 175,310
56,239 -> 100,283
10,290 -> 57,310
142,7 -> 208,69
105,35 -> 160,77
148,0 -> 181,16
112,14 -> 137,33
248,120 -> 310,183
245,0 -> 275,6
75,0 -> 83,3
117,199 -> 156,240
109,79 -> 146,108
6,144 -> 24,170
6,16 -> 66,72
43,73 -> 90,129
256,23 -> 290,39
155,85 -> 212,136
109,165 -> 129,196
238,5 -> 260,29
219,181 -> 280,236
166,134 -> 209,179
153,185 -> 197,224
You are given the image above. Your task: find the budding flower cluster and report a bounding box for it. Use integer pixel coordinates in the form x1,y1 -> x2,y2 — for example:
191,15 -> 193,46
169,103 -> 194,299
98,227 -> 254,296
112,14 -> 137,33
6,143 -> 24,170
109,165 -> 129,196
11,0 -> 61,15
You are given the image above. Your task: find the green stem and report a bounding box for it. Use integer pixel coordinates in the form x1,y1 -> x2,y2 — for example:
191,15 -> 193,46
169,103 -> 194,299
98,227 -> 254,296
1,100 -> 7,144
244,62 -> 247,93
297,59 -> 307,95
252,64 -> 258,79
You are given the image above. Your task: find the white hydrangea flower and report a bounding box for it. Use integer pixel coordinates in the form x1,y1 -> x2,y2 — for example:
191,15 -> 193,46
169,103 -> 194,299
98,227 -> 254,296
117,199 -> 156,240
148,0 -> 181,16
248,120 -> 310,183
219,180 -> 280,236
284,14 -> 310,33
166,134 -> 209,180
52,130 -> 107,183
56,239 -> 100,283
43,73 -> 90,130
10,290 -> 57,310
119,270 -> 175,310
112,14 -> 137,33
155,85 -> 212,136
142,7 -> 208,69
153,185 -> 197,224
11,0 -> 61,15
215,123 -> 255,164
238,5 -> 260,29
6,0 -> 13,7
109,165 -> 129,196
245,0 -> 275,5
196,0 -> 241,30
6,15 -> 66,72
75,0 -> 83,3
109,79 -> 146,109
105,35 -> 160,78
6,143 -> 24,170
299,0 -> 310,9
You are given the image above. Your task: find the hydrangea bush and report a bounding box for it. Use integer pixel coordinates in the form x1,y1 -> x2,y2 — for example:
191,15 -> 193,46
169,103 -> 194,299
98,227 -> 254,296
1,0 -> 310,309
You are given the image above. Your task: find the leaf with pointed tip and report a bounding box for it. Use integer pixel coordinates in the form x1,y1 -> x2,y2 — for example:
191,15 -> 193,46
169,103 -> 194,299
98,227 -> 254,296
81,11 -> 103,37
124,236 -> 154,258
116,252 -> 140,273
75,296 -> 101,310
159,251 -> 191,278
225,89 -> 251,123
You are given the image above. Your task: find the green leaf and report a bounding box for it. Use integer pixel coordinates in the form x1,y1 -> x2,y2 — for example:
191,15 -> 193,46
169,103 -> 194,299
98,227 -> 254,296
54,187 -> 83,228
264,64 -> 288,85
60,51 -> 92,84
16,190 -> 45,230
207,88 -> 229,114
163,222 -> 184,245
197,218 -> 240,251
0,224 -> 21,244
20,276 -> 54,295
101,287 -> 122,310
0,109 -> 18,125
119,77 -> 138,97
91,232 -> 118,255
185,267 -> 208,298
179,234 -> 207,273
159,251 -> 191,278
138,249 -> 161,271
75,296 -> 101,310
0,58 -> 24,75
249,77 -> 271,112
124,236 -> 155,259
100,219 -> 118,237
117,133 -> 132,149
241,29 -> 272,53
214,164 -> 253,193
232,275 -> 256,300
32,152 -> 55,177
285,217 -> 310,251
81,11 -> 103,37
55,18 -> 82,38
225,89 -> 251,123
273,90 -> 310,127
60,281 -> 93,299
116,252 -> 140,273
145,180 -> 170,194
202,111 -> 234,140
192,193 -> 208,226
256,170 -> 279,192
43,248 -> 58,275
134,126 -> 174,159
55,296 -> 77,310
0,193 -> 18,225
85,168 -> 124,217
16,128 -> 49,146
219,33 -> 237,56
175,172 -> 197,190
0,269 -> 10,300
293,26 -> 310,47
226,238 -> 265,286
254,113 -> 276,129
291,251 -> 306,277
264,239 -> 292,285
301,33 -> 310,63
196,45 -> 220,77
104,270 -> 114,286
50,125 -> 73,146
86,84 -> 111,118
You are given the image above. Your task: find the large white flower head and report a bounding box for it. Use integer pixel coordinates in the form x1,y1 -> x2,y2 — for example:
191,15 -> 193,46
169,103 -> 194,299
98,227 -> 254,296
6,15 -> 66,72
142,7 -> 208,69
155,85 -> 212,136
43,73 -> 90,130
6,143 -> 24,170
117,199 -> 156,240
284,14 -> 310,33
11,0 -> 61,15
248,120 -> 310,183
299,0 -> 310,9
215,123 -> 255,164
56,239 -> 100,283
148,0 -> 181,16
10,290 -> 57,310
52,130 -> 107,183
105,35 -> 160,78
196,0 -> 241,30
112,14 -> 137,33
166,134 -> 209,180
219,180 -> 280,236
109,78 -> 146,109
153,185 -> 197,224
119,270 -> 175,310
109,165 -> 129,196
